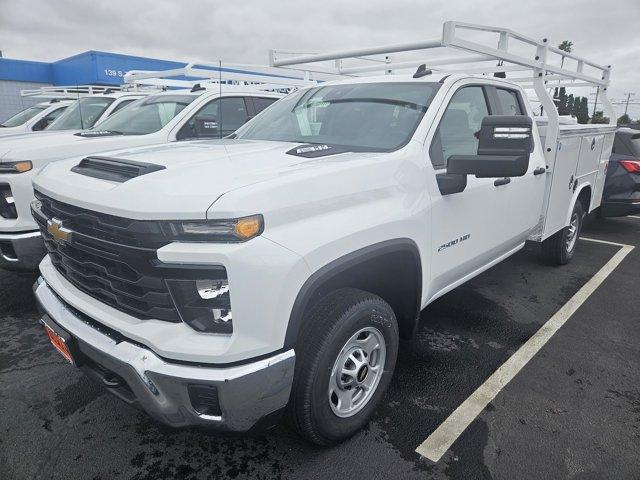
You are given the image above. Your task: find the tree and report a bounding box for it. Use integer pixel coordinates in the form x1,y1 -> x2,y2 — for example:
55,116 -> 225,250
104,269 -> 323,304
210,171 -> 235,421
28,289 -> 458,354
567,94 -> 575,116
557,87 -> 569,115
558,40 -> 574,53
558,41 -> 574,69
592,111 -> 610,124
576,97 -> 589,124
618,113 -> 631,125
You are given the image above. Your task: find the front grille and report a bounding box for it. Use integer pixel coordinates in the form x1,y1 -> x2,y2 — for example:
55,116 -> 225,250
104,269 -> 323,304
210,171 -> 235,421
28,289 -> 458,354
33,191 -> 226,323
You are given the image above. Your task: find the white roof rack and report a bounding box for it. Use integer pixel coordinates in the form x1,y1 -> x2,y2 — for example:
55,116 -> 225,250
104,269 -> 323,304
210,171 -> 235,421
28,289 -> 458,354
124,62 -> 344,91
20,85 -> 124,99
269,20 -> 616,156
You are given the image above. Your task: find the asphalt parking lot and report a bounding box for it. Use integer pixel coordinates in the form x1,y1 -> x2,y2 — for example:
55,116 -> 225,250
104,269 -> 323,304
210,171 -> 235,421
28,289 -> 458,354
1,216 -> 639,480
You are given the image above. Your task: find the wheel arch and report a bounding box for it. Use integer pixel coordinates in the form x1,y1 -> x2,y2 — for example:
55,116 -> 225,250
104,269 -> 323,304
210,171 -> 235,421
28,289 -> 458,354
567,183 -> 592,225
284,239 -> 422,349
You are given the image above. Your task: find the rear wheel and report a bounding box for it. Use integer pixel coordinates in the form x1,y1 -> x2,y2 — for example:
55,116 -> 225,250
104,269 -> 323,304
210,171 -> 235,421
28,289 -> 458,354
288,288 -> 399,446
541,200 -> 584,265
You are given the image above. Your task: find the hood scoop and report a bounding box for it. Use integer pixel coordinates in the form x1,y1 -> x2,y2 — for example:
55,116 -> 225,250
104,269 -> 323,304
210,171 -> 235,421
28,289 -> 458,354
71,156 -> 165,183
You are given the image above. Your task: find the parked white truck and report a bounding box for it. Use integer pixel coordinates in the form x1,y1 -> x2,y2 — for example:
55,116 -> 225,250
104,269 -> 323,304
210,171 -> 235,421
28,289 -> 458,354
0,99 -> 72,137
0,66 -> 318,270
32,22 -> 616,445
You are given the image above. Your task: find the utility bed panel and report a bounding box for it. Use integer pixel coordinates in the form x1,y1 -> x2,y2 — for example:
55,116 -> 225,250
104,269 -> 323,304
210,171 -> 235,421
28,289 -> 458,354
534,122 -> 616,240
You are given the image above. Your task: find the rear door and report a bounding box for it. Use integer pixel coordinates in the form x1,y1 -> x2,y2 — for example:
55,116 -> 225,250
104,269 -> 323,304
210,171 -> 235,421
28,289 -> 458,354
488,86 -> 546,243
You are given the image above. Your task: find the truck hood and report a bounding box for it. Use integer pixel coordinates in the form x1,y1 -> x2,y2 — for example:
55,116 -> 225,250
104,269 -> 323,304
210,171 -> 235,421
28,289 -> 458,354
33,139 -> 383,220
0,130 -> 148,164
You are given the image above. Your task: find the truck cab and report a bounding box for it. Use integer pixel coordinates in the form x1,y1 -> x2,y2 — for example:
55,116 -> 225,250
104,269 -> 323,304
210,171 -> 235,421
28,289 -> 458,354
0,99 -> 72,136
31,22 -> 617,445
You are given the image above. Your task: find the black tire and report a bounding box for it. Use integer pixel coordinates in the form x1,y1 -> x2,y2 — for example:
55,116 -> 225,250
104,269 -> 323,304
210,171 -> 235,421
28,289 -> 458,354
541,200 -> 584,265
287,288 -> 399,446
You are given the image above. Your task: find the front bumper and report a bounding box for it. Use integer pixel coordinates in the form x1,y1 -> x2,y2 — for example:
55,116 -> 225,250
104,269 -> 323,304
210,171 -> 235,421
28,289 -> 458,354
34,277 -> 296,431
0,230 -> 45,271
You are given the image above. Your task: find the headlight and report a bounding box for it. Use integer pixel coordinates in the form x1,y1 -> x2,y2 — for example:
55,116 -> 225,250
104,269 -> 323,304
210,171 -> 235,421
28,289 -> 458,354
165,214 -> 264,242
166,278 -> 233,334
0,161 -> 32,174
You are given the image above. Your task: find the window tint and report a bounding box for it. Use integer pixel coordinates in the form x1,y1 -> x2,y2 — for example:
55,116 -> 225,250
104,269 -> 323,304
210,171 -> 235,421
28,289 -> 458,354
33,105 -> 68,131
235,83 -> 439,152
108,99 -> 136,116
1,105 -> 46,127
89,95 -> 193,135
47,97 -> 115,130
429,86 -> 490,167
178,97 -> 249,139
496,88 -> 523,115
253,97 -> 278,114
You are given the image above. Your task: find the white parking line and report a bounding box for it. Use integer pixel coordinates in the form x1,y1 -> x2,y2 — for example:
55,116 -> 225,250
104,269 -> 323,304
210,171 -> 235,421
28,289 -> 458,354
629,215 -> 640,220
415,238 -> 634,462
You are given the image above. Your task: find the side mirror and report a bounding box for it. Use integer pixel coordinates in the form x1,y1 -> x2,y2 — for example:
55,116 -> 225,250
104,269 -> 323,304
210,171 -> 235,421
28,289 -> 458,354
194,116 -> 220,138
447,115 -> 533,178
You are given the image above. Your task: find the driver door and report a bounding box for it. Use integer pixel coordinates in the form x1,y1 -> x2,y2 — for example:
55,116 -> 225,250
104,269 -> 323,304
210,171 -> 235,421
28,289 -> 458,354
426,84 -> 510,299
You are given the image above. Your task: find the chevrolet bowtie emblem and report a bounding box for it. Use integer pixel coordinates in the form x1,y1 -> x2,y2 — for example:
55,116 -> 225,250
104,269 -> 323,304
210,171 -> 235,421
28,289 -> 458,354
47,218 -> 72,243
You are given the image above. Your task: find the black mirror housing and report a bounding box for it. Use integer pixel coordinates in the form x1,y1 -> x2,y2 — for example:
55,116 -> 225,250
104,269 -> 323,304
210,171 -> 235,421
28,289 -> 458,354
447,115 -> 533,178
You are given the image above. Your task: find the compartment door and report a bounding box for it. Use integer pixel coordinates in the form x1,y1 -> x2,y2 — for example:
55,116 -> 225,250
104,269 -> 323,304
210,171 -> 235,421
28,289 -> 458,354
592,133 -> 614,210
543,137 -> 582,238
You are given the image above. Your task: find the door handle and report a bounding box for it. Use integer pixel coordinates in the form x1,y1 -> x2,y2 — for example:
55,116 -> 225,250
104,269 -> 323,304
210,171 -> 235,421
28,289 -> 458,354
494,177 -> 511,187
533,167 -> 546,176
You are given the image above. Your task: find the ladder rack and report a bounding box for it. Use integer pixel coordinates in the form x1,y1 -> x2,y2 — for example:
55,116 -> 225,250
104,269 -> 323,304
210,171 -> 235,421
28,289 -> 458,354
124,62 -> 344,91
269,20 -> 616,162
20,85 -> 124,99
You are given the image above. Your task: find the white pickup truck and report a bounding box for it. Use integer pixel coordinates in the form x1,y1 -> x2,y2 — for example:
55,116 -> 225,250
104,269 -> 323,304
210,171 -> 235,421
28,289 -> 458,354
0,76 -> 299,270
0,99 -> 72,137
32,23 -> 616,445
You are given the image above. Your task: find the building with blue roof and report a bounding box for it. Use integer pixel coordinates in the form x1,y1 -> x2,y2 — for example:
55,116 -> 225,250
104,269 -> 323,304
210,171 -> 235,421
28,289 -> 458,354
0,50 -> 187,120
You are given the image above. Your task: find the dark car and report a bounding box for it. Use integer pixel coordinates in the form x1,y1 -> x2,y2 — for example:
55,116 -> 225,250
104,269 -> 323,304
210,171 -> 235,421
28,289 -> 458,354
601,128 -> 640,217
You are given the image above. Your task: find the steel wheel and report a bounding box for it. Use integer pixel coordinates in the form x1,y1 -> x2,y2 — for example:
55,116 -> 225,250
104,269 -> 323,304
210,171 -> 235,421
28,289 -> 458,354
329,327 -> 386,418
566,211 -> 580,252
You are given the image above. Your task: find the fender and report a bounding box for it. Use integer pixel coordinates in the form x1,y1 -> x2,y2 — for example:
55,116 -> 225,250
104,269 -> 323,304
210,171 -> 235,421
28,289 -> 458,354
284,238 -> 422,349
566,182 -> 593,225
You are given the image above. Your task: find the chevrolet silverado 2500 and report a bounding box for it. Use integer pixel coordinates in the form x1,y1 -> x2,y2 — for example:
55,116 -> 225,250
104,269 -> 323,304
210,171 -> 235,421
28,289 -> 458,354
31,22 -> 617,445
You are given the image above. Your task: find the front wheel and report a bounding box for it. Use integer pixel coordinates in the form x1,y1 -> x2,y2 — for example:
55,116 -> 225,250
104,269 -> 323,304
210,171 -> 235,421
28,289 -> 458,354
541,200 -> 584,265
288,288 -> 399,446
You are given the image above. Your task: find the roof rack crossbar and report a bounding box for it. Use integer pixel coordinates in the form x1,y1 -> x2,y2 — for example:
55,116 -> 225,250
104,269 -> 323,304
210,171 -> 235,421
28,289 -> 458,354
20,85 -> 124,99
123,62 -> 343,90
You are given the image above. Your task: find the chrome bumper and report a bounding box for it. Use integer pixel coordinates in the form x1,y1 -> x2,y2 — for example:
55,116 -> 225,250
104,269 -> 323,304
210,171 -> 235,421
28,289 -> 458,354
33,277 -> 295,431
0,230 -> 45,271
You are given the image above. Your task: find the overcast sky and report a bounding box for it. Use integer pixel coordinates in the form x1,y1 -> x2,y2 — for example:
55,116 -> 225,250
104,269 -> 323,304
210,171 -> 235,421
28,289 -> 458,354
2,0 -> 639,117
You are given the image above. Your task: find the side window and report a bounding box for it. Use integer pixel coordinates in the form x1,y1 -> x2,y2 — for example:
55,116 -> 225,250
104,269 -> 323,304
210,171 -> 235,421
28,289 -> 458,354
32,106 -> 67,131
496,88 -> 523,115
108,99 -> 136,116
178,97 -> 249,140
253,97 -> 278,115
429,86 -> 490,168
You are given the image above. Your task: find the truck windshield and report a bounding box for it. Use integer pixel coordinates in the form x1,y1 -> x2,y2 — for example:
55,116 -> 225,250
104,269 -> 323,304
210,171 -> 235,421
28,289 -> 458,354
234,82 -> 439,151
47,97 -> 115,130
1,105 -> 47,127
88,95 -> 195,135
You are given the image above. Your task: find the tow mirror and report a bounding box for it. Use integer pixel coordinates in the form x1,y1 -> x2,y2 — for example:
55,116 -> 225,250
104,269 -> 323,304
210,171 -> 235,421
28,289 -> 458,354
194,116 -> 220,138
447,115 -> 533,178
